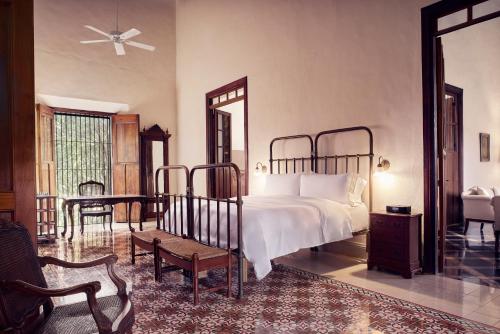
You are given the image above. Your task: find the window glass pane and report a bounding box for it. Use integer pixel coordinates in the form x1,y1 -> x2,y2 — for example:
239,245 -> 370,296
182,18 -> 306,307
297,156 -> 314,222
237,88 -> 244,97
438,9 -> 467,31
473,0 -> 500,18
228,90 -> 236,99
219,94 -> 227,103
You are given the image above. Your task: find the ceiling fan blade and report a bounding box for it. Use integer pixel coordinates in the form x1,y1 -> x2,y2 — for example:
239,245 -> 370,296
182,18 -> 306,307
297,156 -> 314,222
80,39 -> 111,44
84,25 -> 111,38
125,40 -> 156,52
120,28 -> 141,40
114,42 -> 126,56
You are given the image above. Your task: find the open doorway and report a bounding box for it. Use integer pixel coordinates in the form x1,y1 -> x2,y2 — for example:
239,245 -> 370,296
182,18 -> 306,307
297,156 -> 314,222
422,0 -> 500,285
206,77 -> 248,198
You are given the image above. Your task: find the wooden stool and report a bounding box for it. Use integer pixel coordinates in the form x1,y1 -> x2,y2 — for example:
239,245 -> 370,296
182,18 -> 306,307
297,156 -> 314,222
130,230 -> 181,280
155,238 -> 232,305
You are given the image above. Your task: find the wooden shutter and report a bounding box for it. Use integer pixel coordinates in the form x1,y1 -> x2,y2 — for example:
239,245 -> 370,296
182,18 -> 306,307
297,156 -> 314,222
36,104 -> 56,195
112,114 -> 140,222
0,0 -> 36,243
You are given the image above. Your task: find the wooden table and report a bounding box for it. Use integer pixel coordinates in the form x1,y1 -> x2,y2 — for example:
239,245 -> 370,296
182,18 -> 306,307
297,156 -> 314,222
61,194 -> 147,242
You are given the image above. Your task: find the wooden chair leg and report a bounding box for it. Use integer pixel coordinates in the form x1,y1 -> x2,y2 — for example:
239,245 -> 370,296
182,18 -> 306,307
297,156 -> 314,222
131,236 -> 136,265
463,219 -> 470,235
227,250 -> 232,298
192,253 -> 199,305
80,213 -> 85,234
109,213 -> 113,232
480,223 -> 484,231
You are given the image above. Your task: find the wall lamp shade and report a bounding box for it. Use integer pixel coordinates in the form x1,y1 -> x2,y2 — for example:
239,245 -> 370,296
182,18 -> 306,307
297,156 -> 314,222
376,156 -> 390,173
254,162 -> 268,176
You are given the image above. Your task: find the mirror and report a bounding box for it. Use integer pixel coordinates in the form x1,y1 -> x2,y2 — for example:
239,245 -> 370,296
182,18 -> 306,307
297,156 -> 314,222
140,124 -> 170,219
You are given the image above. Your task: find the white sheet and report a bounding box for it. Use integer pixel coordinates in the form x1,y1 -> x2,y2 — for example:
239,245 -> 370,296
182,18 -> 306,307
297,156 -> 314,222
165,195 -> 353,279
345,203 -> 369,232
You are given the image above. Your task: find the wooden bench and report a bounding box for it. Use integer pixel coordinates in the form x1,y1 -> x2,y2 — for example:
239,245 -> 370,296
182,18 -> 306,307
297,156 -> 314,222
130,229 -> 182,280
155,238 -> 232,305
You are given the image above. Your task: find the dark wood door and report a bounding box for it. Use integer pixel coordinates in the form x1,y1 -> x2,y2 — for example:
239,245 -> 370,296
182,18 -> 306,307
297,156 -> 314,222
436,37 -> 446,272
0,0 -> 36,243
112,114 -> 140,222
443,84 -> 463,232
214,109 -> 232,198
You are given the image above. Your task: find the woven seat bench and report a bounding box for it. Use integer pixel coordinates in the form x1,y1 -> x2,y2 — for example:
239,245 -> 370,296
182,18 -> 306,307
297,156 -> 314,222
130,229 -> 182,279
155,238 -> 232,305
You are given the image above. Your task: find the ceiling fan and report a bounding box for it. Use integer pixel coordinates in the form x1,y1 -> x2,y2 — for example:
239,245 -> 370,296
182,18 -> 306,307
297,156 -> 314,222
80,0 -> 156,56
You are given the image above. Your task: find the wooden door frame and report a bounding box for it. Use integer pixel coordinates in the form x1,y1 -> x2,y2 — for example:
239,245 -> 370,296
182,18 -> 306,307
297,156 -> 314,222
205,77 -> 248,197
421,0 -> 499,273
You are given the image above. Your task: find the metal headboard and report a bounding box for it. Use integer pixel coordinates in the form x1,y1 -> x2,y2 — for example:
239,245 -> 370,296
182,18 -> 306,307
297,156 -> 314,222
314,126 -> 374,210
269,135 -> 314,174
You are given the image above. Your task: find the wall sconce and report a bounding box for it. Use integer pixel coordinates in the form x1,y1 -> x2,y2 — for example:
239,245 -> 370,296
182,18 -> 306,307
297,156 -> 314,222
254,162 -> 268,176
376,156 -> 391,173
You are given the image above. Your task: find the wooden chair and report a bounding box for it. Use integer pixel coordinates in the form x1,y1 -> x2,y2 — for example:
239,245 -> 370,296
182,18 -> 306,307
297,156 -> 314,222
155,237 -> 232,305
0,220 -> 134,333
78,180 -> 113,233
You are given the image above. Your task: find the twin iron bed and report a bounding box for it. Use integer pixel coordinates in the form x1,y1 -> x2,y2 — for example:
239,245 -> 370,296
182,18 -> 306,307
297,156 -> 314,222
131,126 -> 374,302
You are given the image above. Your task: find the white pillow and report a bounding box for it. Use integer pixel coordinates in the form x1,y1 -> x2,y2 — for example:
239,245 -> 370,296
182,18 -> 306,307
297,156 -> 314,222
348,174 -> 368,206
300,173 -> 350,203
492,187 -> 500,196
263,174 -> 301,196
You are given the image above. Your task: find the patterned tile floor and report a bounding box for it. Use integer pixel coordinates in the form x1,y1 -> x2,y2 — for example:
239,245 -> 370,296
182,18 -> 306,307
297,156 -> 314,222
444,223 -> 500,288
39,222 -> 500,333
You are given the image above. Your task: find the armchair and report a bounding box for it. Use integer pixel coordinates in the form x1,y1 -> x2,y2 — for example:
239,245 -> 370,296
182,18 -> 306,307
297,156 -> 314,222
0,220 -> 134,333
461,189 -> 494,234
492,196 -> 500,257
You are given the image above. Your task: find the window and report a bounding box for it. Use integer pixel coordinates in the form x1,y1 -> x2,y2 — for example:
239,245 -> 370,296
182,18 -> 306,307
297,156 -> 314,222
55,113 -> 112,224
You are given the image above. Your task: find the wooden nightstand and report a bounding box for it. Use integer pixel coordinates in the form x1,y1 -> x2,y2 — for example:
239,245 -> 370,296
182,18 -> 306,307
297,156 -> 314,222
367,212 -> 422,278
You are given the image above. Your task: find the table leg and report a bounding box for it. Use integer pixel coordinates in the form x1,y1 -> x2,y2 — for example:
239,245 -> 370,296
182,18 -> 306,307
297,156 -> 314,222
61,200 -> 67,237
139,200 -> 145,231
68,204 -> 75,242
128,202 -> 135,232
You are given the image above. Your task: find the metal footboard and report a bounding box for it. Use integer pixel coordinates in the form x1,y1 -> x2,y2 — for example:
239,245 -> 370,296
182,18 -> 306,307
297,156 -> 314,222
155,163 -> 244,298
189,163 -> 244,299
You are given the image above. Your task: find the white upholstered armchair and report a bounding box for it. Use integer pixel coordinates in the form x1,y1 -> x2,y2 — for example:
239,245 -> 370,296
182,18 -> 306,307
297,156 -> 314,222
461,187 -> 494,234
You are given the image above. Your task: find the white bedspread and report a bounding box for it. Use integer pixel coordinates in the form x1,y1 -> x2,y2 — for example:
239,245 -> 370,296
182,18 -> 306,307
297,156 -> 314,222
165,195 -> 353,279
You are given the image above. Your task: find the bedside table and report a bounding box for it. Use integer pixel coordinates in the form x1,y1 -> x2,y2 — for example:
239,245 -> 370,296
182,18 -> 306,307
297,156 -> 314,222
367,212 -> 422,278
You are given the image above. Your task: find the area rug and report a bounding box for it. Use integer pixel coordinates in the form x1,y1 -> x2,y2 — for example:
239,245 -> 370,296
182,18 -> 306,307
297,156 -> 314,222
39,229 -> 500,334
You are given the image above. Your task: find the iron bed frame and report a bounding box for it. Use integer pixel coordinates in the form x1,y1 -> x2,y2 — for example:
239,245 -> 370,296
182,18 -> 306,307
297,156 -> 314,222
270,126 -> 374,211
155,126 -> 374,299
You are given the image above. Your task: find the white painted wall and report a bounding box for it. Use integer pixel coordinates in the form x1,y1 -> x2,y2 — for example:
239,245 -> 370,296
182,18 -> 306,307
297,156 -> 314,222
442,18 -> 500,190
176,0 -> 434,211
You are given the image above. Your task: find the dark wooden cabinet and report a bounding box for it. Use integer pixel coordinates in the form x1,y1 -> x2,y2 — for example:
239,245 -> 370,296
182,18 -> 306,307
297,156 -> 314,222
368,212 -> 422,278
